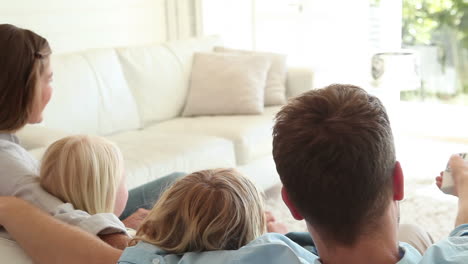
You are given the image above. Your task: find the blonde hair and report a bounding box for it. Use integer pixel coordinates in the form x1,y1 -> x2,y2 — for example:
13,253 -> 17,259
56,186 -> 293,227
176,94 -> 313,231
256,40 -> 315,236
133,168 -> 266,253
40,135 -> 123,215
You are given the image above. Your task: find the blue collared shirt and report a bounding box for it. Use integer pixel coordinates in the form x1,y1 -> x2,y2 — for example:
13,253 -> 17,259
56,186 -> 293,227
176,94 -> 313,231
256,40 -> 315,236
119,225 -> 468,264
418,224 -> 468,264
119,233 -> 316,264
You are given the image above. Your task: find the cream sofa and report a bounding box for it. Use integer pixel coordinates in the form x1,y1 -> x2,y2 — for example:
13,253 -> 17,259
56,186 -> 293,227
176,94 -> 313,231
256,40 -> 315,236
3,36 -> 313,262
17,36 -> 313,190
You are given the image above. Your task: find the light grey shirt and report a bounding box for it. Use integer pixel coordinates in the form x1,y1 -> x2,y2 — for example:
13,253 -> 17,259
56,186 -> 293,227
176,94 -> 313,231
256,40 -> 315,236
0,133 -> 126,236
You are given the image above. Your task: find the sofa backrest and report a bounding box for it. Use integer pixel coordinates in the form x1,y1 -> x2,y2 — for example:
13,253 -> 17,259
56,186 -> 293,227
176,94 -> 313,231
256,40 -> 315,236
44,36 -> 221,133
116,44 -> 185,126
44,49 -> 140,135
117,35 -> 221,126
43,36 -> 313,135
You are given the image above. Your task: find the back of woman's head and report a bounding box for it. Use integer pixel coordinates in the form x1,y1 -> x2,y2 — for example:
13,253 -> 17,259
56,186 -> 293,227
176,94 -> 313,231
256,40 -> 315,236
40,135 -> 123,215
134,168 -> 266,253
0,24 -> 51,131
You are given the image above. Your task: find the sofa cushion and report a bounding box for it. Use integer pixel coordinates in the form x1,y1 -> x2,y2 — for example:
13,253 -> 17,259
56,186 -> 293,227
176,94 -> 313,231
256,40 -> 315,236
106,131 -> 236,189
286,67 -> 315,98
117,45 -> 186,125
45,53 -> 100,134
183,52 -> 270,117
163,35 -> 221,99
146,106 -> 281,166
47,50 -> 141,135
17,125 -> 70,151
214,46 -> 287,106
236,155 -> 281,190
82,49 -> 141,135
0,237 -> 32,264
164,35 -> 222,77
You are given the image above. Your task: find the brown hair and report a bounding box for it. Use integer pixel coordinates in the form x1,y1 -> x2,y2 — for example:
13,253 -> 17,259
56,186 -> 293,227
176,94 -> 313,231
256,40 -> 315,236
0,24 -> 51,132
272,84 -> 395,246
132,168 -> 266,253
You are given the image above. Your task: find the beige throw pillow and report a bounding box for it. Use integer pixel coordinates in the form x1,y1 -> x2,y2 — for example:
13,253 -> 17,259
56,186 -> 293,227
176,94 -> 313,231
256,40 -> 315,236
214,46 -> 287,106
183,52 -> 270,117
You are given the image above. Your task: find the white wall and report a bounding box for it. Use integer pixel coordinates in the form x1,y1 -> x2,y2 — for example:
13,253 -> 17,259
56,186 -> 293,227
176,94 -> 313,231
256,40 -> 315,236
0,0 -> 191,54
253,0 -> 305,58
201,0 -> 254,49
201,0 -> 374,87
201,0 -> 405,89
299,0 -> 371,87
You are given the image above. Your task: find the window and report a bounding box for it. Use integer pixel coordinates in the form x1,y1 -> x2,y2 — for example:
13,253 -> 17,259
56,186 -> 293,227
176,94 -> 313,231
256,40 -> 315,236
400,0 -> 468,105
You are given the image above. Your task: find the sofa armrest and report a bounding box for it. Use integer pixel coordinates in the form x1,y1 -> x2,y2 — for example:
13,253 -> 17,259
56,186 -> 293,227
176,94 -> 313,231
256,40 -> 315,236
16,125 -> 70,150
286,67 -> 314,99
0,237 -> 32,264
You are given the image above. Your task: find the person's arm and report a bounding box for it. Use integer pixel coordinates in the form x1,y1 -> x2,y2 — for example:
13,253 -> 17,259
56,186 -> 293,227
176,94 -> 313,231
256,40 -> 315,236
0,196 -> 122,264
456,203 -> 468,227
0,144 -> 129,242
121,208 -> 150,230
98,209 -> 151,249
446,155 -> 468,227
436,155 -> 468,226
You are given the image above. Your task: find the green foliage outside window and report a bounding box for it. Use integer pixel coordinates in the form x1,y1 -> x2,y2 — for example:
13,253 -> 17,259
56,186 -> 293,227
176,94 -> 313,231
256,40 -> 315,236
403,0 -> 467,47
402,0 -> 467,97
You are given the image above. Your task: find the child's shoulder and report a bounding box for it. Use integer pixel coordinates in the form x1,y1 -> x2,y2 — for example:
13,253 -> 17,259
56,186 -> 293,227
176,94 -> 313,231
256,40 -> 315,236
118,242 -> 169,264
118,235 -> 318,264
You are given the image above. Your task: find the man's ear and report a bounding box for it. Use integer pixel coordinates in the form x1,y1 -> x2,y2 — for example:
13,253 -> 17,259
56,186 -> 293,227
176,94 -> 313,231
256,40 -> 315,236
393,161 -> 404,201
281,187 -> 304,220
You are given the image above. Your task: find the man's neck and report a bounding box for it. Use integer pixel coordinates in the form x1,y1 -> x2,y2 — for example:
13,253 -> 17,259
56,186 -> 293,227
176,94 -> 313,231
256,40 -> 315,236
315,236 -> 400,264
310,203 -> 401,264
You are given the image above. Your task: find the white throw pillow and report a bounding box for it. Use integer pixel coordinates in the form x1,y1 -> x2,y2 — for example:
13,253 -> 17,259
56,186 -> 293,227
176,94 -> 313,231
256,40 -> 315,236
182,52 -> 271,117
214,46 -> 287,106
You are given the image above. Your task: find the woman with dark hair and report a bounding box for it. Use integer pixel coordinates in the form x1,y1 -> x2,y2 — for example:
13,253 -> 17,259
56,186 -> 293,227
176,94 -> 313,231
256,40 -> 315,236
0,24 -> 183,248
0,24 -> 53,131
0,23 -> 133,243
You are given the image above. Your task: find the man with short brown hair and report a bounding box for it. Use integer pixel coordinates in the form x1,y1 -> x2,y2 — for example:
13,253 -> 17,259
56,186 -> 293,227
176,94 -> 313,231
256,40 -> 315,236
274,84 -> 396,247
273,84 -> 468,263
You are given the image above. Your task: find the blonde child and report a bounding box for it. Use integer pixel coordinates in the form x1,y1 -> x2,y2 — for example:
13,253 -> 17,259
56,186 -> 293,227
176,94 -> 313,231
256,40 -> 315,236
39,135 -> 128,217
132,168 -> 267,253
40,135 -> 276,253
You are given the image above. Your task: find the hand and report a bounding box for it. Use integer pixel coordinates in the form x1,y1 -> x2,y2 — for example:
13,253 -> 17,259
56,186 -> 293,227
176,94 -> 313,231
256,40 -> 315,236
449,155 -> 468,198
98,233 -> 130,250
265,211 -> 288,234
448,155 -> 468,226
121,208 -> 150,230
435,171 -> 443,189
435,171 -> 447,195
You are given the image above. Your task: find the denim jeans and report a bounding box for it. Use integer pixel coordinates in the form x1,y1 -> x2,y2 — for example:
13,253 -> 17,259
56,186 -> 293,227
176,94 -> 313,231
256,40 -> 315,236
119,172 -> 186,220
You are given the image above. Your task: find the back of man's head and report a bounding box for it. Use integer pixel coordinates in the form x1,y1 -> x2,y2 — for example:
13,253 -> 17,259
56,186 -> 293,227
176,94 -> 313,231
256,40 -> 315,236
272,84 -> 396,246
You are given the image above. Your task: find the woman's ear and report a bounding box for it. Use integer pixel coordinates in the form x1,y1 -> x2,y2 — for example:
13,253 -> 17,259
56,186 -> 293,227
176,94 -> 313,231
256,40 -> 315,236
393,161 -> 404,201
281,187 -> 304,220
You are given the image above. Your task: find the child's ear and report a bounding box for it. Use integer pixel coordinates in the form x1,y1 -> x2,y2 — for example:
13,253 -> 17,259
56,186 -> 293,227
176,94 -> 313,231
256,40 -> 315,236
393,161 -> 404,201
281,187 -> 304,220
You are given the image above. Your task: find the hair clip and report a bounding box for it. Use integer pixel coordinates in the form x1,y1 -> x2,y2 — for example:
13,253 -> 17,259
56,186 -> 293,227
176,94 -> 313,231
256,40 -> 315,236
34,52 -> 43,59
